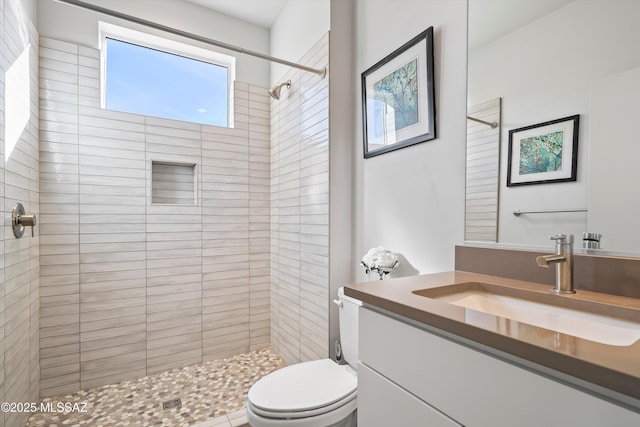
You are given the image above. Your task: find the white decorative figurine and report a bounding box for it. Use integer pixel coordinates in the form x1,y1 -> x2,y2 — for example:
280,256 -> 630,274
361,247 -> 399,280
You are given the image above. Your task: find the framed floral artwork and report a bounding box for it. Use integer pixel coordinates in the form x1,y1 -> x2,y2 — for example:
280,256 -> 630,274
361,27 -> 436,158
507,115 -> 579,186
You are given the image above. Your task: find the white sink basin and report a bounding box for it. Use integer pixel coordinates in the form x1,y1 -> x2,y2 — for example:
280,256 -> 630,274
414,283 -> 640,347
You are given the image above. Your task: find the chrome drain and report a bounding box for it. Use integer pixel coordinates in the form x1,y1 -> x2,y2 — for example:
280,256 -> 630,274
162,398 -> 182,410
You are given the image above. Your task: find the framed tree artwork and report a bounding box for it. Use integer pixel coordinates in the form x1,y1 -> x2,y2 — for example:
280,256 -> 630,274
507,115 -> 579,186
361,27 -> 436,158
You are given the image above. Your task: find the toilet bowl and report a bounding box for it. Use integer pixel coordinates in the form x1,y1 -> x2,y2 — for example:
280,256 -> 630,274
246,288 -> 361,426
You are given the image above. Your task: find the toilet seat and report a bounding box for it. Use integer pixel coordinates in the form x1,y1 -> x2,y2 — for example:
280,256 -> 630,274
248,389 -> 356,419
247,359 -> 357,421
246,397 -> 357,427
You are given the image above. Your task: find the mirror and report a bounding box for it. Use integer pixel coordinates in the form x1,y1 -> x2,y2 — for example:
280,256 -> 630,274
466,0 -> 640,252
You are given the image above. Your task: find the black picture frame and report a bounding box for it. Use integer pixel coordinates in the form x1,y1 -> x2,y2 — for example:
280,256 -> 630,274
507,115 -> 579,187
361,27 -> 436,158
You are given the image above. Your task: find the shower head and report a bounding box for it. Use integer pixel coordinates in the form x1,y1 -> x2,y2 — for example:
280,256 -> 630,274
268,80 -> 291,100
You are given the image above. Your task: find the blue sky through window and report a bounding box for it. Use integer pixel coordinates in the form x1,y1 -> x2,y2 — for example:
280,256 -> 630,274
105,38 -> 228,127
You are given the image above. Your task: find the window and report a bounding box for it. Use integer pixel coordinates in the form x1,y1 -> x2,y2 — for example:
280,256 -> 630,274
100,23 -> 235,127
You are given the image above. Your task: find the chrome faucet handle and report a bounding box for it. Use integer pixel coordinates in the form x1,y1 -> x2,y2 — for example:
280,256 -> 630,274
550,234 -> 573,245
12,203 -> 37,238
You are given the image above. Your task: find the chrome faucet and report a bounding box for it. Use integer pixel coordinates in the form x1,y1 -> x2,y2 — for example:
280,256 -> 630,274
536,234 -> 575,294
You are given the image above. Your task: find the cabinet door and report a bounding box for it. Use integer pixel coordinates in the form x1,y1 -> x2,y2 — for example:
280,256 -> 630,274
358,362 -> 462,427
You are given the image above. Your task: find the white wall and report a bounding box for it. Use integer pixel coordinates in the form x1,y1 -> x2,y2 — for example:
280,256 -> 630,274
468,0 -> 640,246
36,0 -> 271,87
328,0 -> 353,360
589,66 -> 640,253
269,0 -> 329,85
353,0 -> 468,279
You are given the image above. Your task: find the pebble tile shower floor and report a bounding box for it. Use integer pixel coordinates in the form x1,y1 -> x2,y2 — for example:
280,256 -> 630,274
27,348 -> 286,427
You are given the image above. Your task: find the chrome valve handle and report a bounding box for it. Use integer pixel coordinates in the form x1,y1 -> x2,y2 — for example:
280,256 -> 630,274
12,203 -> 37,238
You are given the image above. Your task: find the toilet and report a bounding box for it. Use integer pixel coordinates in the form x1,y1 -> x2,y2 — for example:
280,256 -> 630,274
246,287 -> 361,426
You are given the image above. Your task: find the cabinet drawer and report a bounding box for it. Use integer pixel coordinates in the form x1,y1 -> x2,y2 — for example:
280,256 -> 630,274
359,362 -> 462,427
359,307 -> 640,427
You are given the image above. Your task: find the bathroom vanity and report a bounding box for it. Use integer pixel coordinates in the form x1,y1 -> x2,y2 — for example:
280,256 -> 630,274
345,271 -> 640,427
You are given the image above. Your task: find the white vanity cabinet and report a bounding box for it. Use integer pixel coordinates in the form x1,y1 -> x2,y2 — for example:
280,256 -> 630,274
358,307 -> 640,427
358,362 -> 462,426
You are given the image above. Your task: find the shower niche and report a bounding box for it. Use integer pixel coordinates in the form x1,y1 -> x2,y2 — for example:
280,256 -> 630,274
151,161 -> 197,205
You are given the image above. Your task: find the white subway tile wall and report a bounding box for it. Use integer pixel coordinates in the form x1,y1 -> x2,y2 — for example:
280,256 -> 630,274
247,83 -> 271,354
1,0 -> 41,425
201,116 -> 250,362
146,117 -> 202,375
270,34 -> 329,364
39,37 -> 272,395
80,103 -> 147,389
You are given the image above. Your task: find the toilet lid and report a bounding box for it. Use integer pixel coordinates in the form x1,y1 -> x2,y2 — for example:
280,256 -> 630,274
248,359 -> 357,413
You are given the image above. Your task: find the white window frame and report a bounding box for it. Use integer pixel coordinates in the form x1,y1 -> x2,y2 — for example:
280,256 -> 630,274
99,21 -> 236,127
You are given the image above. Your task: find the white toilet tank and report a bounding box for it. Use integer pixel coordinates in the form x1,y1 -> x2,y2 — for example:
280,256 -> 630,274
337,287 -> 362,368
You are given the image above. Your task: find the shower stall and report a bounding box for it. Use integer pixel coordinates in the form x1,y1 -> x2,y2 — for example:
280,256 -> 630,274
1,0 -> 345,424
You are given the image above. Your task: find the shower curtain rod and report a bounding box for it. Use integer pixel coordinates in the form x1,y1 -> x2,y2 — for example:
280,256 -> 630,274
53,0 -> 327,78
